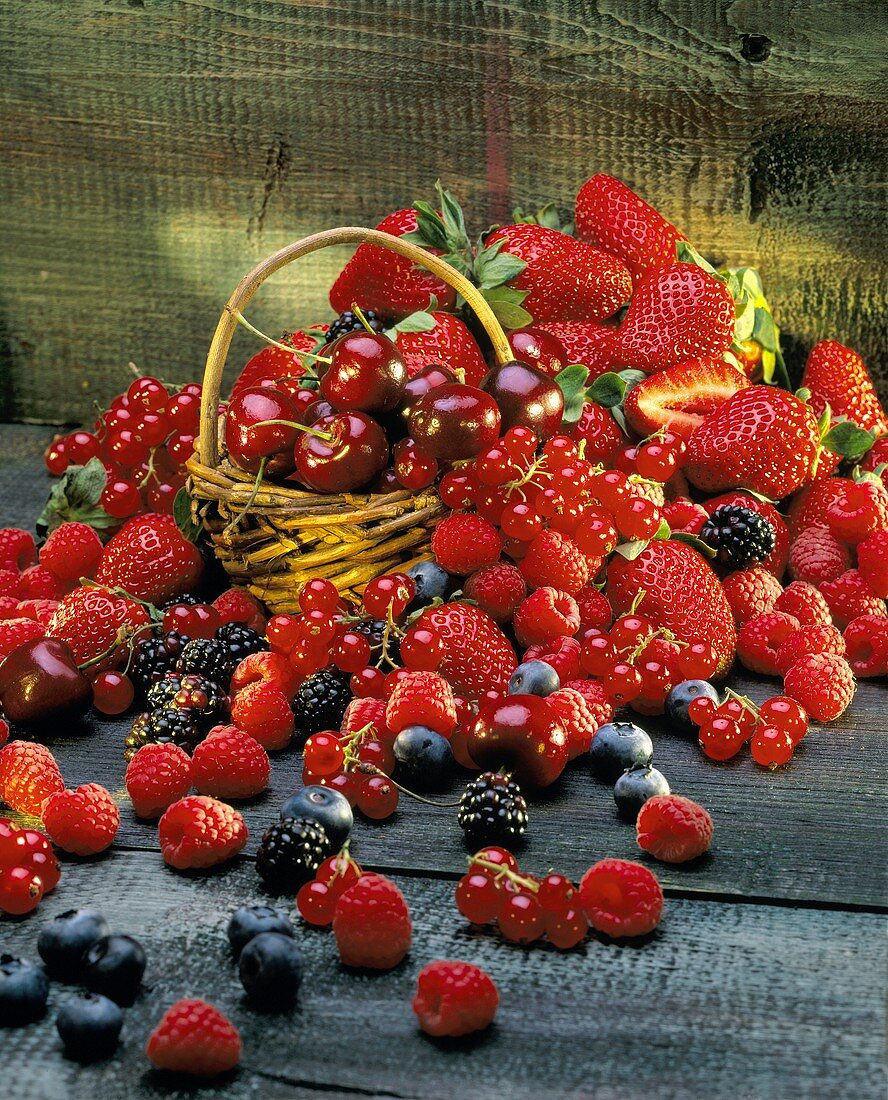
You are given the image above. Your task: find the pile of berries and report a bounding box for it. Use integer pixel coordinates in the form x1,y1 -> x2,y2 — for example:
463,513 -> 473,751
44,376 -> 203,519
0,818 -> 60,915
455,846 -> 665,946
686,689 -> 810,770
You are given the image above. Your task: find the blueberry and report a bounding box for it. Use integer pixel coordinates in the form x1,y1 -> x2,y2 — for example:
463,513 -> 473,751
666,679 -> 720,730
82,934 -> 146,1006
406,560 -> 449,609
393,725 -> 453,791
56,993 -> 123,1062
508,660 -> 560,697
0,955 -> 49,1026
588,721 -> 654,782
227,905 -> 294,958
238,931 -> 303,1010
38,908 -> 110,980
613,764 -> 671,821
281,785 -> 353,849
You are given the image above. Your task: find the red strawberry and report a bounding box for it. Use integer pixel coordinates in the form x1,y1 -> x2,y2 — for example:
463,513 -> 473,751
616,263 -> 734,372
861,437 -> 888,489
623,359 -> 749,441
483,224 -> 632,324
329,208 -> 457,321
390,311 -> 487,385
230,331 -> 321,400
94,514 -> 203,604
575,174 -> 687,281
534,321 -> 618,381
49,586 -> 150,669
415,602 -> 516,699
607,540 -> 737,676
685,386 -> 820,500
801,340 -> 888,435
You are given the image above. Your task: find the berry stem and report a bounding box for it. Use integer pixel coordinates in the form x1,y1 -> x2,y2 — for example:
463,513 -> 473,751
227,308 -> 332,366
469,855 -> 539,893
76,621 -> 156,672
253,418 -> 334,443
350,303 -> 376,335
79,579 -> 162,620
224,456 -> 268,535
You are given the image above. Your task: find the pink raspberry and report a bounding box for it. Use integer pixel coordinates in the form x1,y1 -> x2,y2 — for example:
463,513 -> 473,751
0,616 -> 46,661
842,614 -> 888,678
462,562 -> 526,624
0,528 -> 36,572
0,596 -> 20,619
0,569 -> 21,600
230,682 -> 294,751
547,685 -> 604,759
783,652 -> 855,722
212,588 -> 267,632
431,513 -> 502,575
819,569 -> 886,629
575,584 -> 612,629
19,565 -> 68,601
385,671 -> 456,735
736,611 -> 801,676
856,529 -> 888,597
519,530 -> 589,595
788,525 -> 850,585
721,567 -> 782,625
513,587 -> 580,647
823,479 -> 888,544
773,581 -> 832,625
662,498 -> 708,534
775,624 -> 845,676
562,679 -> 614,735
341,696 -> 391,742
523,635 -> 582,683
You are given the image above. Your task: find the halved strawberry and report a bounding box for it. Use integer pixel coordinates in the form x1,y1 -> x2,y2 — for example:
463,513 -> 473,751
624,359 -> 749,441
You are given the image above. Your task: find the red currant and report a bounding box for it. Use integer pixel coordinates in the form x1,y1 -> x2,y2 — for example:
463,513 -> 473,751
759,696 -> 808,746
604,661 -> 643,704
471,846 -> 518,873
716,698 -> 757,739
325,771 -> 360,806
579,635 -> 614,677
332,631 -> 372,673
750,725 -> 794,768
609,614 -> 655,652
362,574 -> 414,620
66,430 -> 102,464
438,470 -> 478,509
267,613 -> 301,653
615,497 -> 662,540
394,439 -> 438,490
698,716 -> 745,761
635,443 -> 678,481
0,865 -> 44,915
400,626 -> 443,672
45,437 -> 71,476
92,671 -> 135,716
128,376 -> 169,412
687,695 -> 717,726
537,873 -> 576,912
503,426 -> 538,462
455,871 -> 502,923
573,510 -> 618,556
545,906 -> 589,950
350,666 -> 386,698
296,879 -> 336,925
677,641 -> 718,679
300,578 -> 340,615
497,891 -> 545,944
500,502 -> 543,542
165,391 -> 201,433
303,732 -> 345,777
101,478 -> 142,519
356,774 -> 399,819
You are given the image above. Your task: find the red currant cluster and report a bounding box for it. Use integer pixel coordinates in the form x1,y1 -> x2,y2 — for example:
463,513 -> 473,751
579,610 -> 718,715
266,574 -> 446,691
0,818 -> 61,915
439,426 -> 686,562
302,723 -> 400,820
44,375 -> 202,518
612,431 -> 688,483
689,691 -> 809,768
296,847 -> 364,926
455,846 -> 589,949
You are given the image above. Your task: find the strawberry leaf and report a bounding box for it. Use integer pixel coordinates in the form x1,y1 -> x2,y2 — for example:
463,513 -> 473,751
480,286 -> 532,329
586,369 -> 646,409
669,531 -> 717,559
386,310 -> 437,336
822,420 -> 877,461
36,458 -> 116,539
614,539 -> 650,561
554,364 -> 589,401
173,487 -> 204,544
653,519 -> 671,540
676,241 -> 718,274
475,250 -> 526,290
511,202 -> 574,235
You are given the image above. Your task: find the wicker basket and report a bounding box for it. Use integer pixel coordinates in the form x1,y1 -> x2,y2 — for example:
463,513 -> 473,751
186,226 -> 513,612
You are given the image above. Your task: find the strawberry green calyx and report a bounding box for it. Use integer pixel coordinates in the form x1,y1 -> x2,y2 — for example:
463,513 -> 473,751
511,201 -> 575,236
37,457 -> 116,538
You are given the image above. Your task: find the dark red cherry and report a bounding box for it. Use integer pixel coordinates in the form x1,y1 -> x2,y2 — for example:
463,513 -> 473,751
480,360 -> 564,442
224,387 -> 301,476
507,329 -> 569,378
304,398 -> 336,425
321,332 -> 407,414
467,694 -> 568,790
0,639 -> 93,727
293,412 -> 389,493
408,383 -> 501,461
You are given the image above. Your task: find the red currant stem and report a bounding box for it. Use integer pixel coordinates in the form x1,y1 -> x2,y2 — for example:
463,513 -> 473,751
127,362 -> 191,394
227,308 -> 332,365
136,446 -> 160,490
622,625 -> 683,664
350,303 -> 376,335
629,589 -> 646,615
628,473 -> 661,488
223,456 -> 268,535
639,425 -> 668,446
339,722 -> 377,768
252,419 -> 334,443
723,686 -> 761,721
469,856 -> 540,893
76,620 -> 156,672
364,765 -> 461,808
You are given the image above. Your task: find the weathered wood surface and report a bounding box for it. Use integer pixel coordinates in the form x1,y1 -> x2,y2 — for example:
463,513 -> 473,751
2,426 -> 887,909
2,1 -> 887,423
2,855 -> 885,1100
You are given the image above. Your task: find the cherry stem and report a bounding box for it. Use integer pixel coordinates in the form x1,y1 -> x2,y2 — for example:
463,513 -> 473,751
77,620 -> 156,672
351,303 -> 376,335
224,456 -> 268,535
79,579 -> 162,620
470,856 -> 540,893
227,308 -> 332,365
253,418 -> 334,443
365,765 -> 461,808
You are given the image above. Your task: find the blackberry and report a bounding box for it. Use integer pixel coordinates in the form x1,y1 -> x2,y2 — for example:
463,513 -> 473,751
351,617 -> 400,666
457,772 -> 528,846
146,673 -> 227,723
159,594 -> 201,611
215,623 -> 267,675
700,504 -> 776,569
123,707 -> 202,760
324,308 -> 387,343
255,818 -> 331,893
293,668 -> 352,739
176,638 -> 231,687
129,631 -> 189,695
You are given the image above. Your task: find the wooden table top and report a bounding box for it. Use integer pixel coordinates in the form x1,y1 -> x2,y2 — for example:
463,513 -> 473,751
1,424 -> 885,1100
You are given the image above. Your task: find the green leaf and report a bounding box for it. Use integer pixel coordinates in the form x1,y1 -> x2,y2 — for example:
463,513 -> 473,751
475,251 -> 526,290
173,487 -> 203,544
676,241 -> 717,274
554,364 -> 589,402
669,531 -> 717,559
610,406 -> 629,434
387,310 -> 437,336
435,181 -> 468,246
816,404 -> 833,438
67,458 -> 107,509
586,371 -> 634,408
751,307 -> 777,352
822,420 -> 877,461
36,459 -> 115,538
481,286 -> 532,329
614,539 -> 650,561
562,393 -> 585,424
652,519 -> 671,540
734,298 -> 756,342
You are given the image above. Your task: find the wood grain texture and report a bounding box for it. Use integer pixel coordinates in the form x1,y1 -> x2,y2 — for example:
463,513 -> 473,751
2,425 -> 887,910
1,1 -> 886,422
1,853 -> 885,1100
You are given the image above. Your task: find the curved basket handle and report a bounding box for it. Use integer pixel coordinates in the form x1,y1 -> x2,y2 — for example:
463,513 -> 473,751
198,226 -> 513,467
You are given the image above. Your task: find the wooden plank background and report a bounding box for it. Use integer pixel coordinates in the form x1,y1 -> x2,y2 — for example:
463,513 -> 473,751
1,1 -> 886,424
